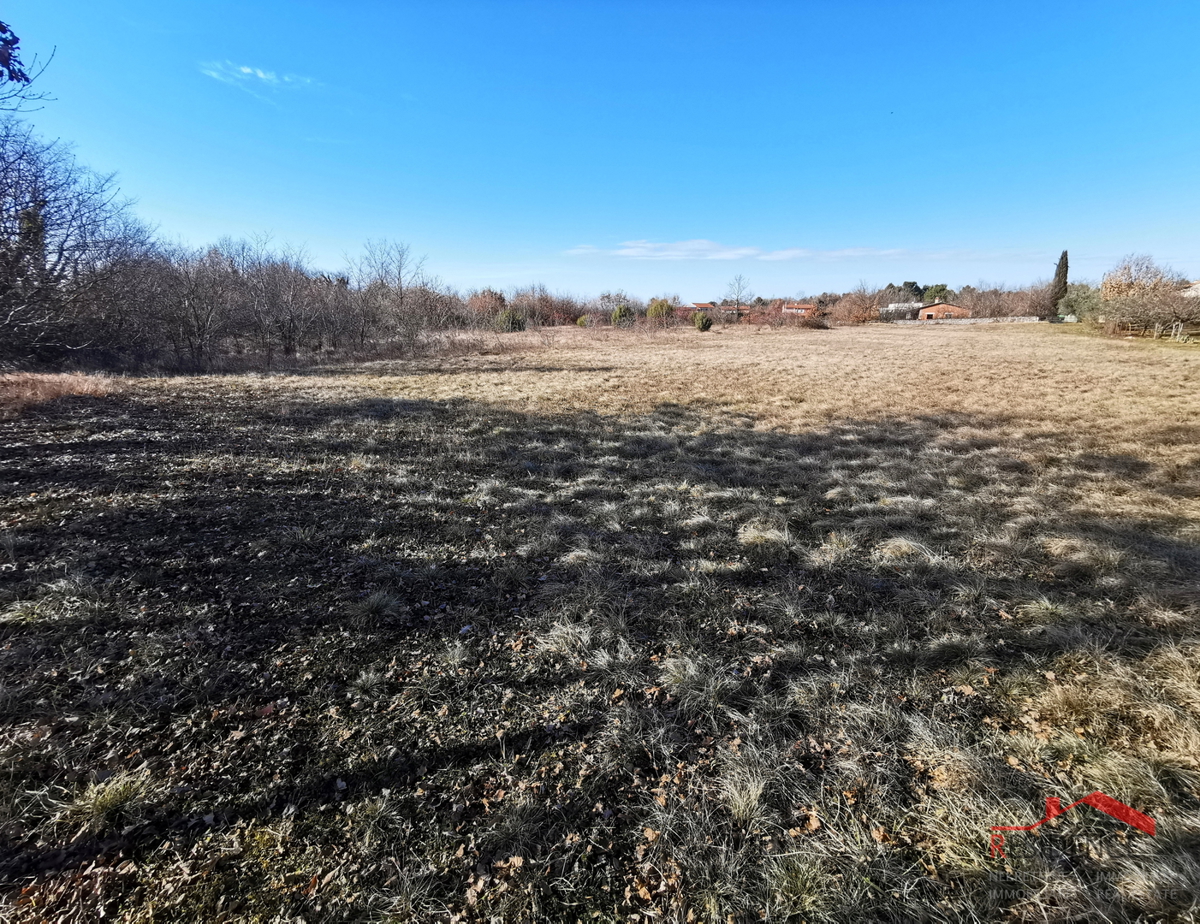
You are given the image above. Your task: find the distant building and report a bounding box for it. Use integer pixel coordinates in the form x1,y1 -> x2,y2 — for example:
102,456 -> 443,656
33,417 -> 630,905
1182,282 -> 1200,299
686,302 -> 716,313
781,302 -> 817,316
881,302 -> 924,320
919,302 -> 971,320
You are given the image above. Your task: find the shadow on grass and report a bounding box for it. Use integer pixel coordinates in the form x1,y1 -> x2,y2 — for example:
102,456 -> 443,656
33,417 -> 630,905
1,390 -> 1198,921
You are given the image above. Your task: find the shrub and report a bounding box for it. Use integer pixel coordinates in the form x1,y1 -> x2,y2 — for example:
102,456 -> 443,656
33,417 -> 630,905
495,309 -> 526,333
693,311 -> 713,332
468,287 -> 507,316
830,285 -> 881,324
1058,284 -> 1102,321
647,300 -> 674,324
577,315 -> 590,328
611,304 -> 634,327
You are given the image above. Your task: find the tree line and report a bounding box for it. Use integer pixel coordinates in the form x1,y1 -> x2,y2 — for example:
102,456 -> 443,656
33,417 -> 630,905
3,112 -> 1196,371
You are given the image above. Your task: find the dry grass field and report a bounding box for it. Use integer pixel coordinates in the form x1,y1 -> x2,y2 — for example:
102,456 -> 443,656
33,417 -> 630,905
0,374 -> 117,421
2,323 -> 1199,923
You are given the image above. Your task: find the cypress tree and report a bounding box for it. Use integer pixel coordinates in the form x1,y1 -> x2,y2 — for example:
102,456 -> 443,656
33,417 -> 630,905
1048,250 -> 1068,315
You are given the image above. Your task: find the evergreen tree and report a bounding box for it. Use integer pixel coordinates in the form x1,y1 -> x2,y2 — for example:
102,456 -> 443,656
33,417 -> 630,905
1048,250 -> 1068,315
0,20 -> 52,110
923,283 -> 954,304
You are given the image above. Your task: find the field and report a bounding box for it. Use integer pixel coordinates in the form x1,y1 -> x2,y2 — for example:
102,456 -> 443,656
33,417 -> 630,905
2,323 -> 1199,923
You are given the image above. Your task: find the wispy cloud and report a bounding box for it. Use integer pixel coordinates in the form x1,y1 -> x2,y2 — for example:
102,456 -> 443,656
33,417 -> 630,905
565,240 -> 757,260
200,61 -> 317,99
758,246 -> 909,261
566,239 -> 913,262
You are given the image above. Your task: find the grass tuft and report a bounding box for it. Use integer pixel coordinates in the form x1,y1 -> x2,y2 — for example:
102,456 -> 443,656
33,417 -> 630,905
58,771 -> 155,835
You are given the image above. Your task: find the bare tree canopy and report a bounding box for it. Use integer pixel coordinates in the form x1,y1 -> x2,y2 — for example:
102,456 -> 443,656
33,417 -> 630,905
0,117 -> 148,359
1100,254 -> 1197,339
1100,253 -> 1186,300
724,274 -> 752,308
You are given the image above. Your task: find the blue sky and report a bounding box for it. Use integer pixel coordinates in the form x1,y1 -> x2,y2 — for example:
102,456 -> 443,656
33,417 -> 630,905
9,0 -> 1199,300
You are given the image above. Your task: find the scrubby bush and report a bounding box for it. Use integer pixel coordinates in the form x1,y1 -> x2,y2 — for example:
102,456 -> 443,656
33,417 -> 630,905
611,304 -> 634,327
593,291 -> 643,317
646,300 -> 674,325
693,311 -> 713,332
495,309 -> 526,332
830,285 -> 881,324
509,284 -> 585,326
467,287 -> 507,317
1058,284 -> 1102,321
577,315 -> 590,328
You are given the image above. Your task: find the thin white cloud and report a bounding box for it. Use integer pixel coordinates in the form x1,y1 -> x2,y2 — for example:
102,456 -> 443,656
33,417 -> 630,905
611,239 -> 762,260
200,61 -> 316,97
567,239 -> 915,262
763,246 -> 909,262
755,247 -> 814,261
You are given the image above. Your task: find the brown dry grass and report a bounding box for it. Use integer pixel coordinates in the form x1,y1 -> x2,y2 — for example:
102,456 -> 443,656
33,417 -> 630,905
2,323 -> 1199,922
160,322 -> 1197,433
153,324 -> 1200,518
0,372 -> 115,419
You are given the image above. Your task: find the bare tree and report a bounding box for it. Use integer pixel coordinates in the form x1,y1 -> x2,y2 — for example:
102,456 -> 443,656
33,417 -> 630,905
1108,289 -> 1199,339
830,283 -> 881,324
724,274 -> 753,325
1098,255 -> 1196,338
65,230 -> 167,364
351,239 -> 445,353
260,246 -> 317,358
955,283 -> 1035,318
310,272 -> 352,353
0,117 -> 144,361
1100,254 -> 1185,301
